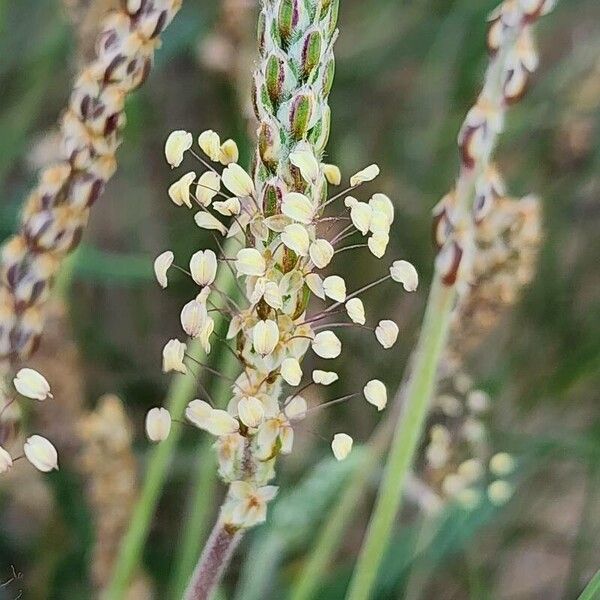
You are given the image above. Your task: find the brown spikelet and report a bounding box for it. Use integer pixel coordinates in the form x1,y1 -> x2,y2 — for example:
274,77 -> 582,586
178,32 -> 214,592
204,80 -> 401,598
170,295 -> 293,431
0,0 -> 183,369
449,195 -> 542,361
77,394 -> 150,596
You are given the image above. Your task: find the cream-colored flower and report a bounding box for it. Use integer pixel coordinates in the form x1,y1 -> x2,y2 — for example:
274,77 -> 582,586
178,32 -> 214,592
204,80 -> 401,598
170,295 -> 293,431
322,163 -> 341,185
236,248 -> 266,277
309,239 -> 334,269
345,298 -> 365,325
13,368 -> 52,401
223,481 -> 278,528
198,130 -> 221,161
290,148 -> 319,183
180,299 -> 208,338
375,320 -> 399,349
165,130 -> 192,168
367,233 -> 389,258
350,164 -> 380,187
221,163 -> 255,197
280,357 -> 302,386
219,139 -> 239,165
0,446 -> 13,474
194,211 -> 227,235
305,273 -> 325,299
168,171 -> 196,208
364,379 -> 387,411
237,396 -> 265,428
252,319 -> 279,356
162,339 -> 187,374
331,433 -> 353,460
145,407 -> 172,442
390,260 -> 418,291
323,275 -> 346,302
154,250 -> 174,289
312,330 -> 341,359
312,370 -> 339,385
190,249 -> 217,286
281,192 -> 314,224
284,396 -> 307,420
281,224 -> 310,256
213,197 -> 241,216
196,171 -> 221,206
24,435 -> 59,472
186,400 -> 239,436
350,202 -> 372,235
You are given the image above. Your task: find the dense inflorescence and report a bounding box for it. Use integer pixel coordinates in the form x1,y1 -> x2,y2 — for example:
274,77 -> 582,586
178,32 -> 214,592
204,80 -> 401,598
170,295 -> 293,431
0,0 -> 182,368
148,0 -> 419,533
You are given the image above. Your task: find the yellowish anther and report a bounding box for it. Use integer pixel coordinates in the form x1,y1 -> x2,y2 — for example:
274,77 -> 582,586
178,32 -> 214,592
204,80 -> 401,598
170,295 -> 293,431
13,368 -> 52,401
219,139 -> 239,165
281,357 -> 302,386
252,319 -> 280,356
145,407 -> 172,442
168,171 -> 196,208
309,239 -> 334,269
290,148 -> 320,183
198,130 -> 221,161
350,164 -> 380,187
322,163 -> 341,185
331,433 -> 353,461
24,435 -> 59,472
190,249 -> 218,286
196,171 -> 220,206
238,396 -> 265,428
282,192 -> 315,224
390,259 -> 418,291
194,211 -> 227,235
312,330 -> 341,359
221,163 -> 255,197
235,248 -> 267,277
375,319 -> 399,349
363,379 -> 387,411
165,130 -> 192,168
281,223 -> 310,256
345,298 -> 365,325
162,339 -> 187,374
312,370 -> 339,385
154,250 -> 174,288
323,275 -> 346,302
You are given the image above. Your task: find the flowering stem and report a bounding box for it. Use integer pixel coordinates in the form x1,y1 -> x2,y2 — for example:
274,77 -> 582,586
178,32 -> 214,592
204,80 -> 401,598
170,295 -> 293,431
184,521 -> 243,600
346,277 -> 455,600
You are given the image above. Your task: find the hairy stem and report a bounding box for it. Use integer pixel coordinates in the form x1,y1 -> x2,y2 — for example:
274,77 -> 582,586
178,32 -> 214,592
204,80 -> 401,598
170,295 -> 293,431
184,521 -> 243,600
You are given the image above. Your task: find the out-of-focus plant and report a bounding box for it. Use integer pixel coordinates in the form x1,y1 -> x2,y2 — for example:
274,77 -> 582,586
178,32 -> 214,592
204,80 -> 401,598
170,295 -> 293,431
347,2 -> 559,598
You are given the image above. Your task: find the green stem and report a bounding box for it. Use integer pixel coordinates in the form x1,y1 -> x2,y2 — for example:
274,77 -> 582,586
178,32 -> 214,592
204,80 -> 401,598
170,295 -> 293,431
578,569 -> 600,600
102,340 -> 204,600
346,277 -> 455,600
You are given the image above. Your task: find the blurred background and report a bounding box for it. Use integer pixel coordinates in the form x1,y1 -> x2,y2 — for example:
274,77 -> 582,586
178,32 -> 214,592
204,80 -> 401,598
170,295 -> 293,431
0,0 -> 599,598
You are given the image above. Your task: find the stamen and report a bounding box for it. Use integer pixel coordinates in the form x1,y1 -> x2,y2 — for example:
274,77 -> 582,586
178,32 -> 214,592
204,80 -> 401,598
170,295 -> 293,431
312,322 -> 374,332
334,243 -> 368,254
324,274 -> 391,313
306,393 -> 359,414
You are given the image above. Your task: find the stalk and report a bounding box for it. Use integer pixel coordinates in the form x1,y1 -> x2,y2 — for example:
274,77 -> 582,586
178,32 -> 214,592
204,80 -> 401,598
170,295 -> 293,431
347,3 -> 558,598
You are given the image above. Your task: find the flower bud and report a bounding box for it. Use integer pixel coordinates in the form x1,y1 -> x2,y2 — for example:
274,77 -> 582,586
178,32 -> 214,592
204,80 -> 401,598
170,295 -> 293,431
331,433 -> 353,461
290,94 -> 313,140
13,368 -> 52,401
364,379 -> 387,411
301,29 -> 322,79
165,130 -> 192,168
146,407 -> 172,442
24,435 -> 59,472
